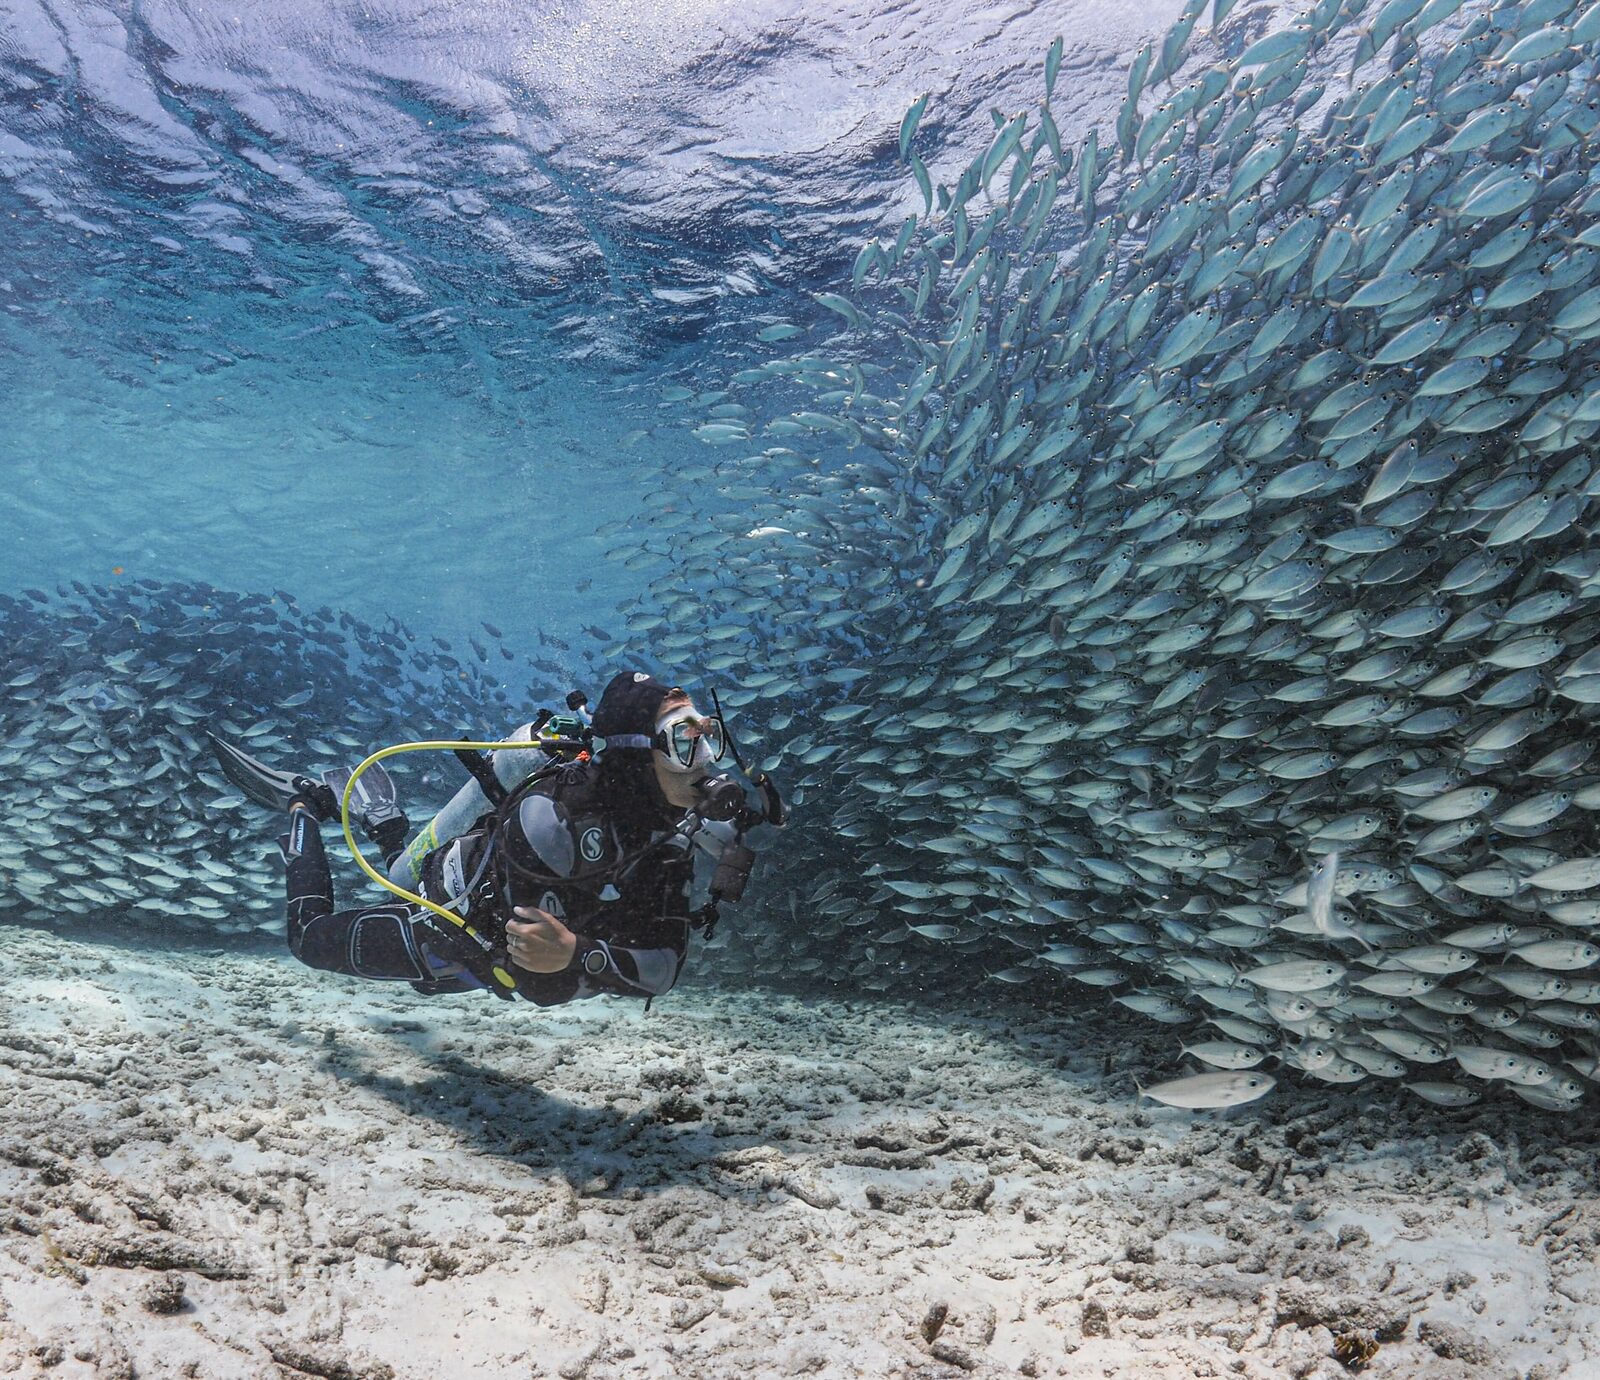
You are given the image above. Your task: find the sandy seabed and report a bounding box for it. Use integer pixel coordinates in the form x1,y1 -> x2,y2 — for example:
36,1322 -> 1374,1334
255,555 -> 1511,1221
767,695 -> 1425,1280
0,925 -> 1597,1380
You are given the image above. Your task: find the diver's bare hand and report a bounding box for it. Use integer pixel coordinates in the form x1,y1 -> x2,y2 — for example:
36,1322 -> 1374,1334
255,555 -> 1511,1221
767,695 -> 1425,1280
507,906 -> 579,973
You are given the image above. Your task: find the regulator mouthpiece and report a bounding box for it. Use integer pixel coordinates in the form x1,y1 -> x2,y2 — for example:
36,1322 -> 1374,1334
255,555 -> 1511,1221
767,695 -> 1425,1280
694,771 -> 748,823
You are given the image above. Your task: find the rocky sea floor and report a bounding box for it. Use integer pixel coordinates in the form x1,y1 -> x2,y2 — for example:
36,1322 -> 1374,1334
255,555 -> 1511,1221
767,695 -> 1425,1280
0,924 -> 1596,1379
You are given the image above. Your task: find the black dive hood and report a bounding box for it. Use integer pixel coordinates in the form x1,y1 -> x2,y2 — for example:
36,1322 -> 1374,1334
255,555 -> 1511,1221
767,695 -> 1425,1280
592,670 -> 679,831
592,670 -> 676,745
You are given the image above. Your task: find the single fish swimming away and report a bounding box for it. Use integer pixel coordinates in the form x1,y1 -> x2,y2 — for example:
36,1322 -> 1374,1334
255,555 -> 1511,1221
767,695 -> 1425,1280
1306,851 -> 1340,936
1301,849 -> 1369,947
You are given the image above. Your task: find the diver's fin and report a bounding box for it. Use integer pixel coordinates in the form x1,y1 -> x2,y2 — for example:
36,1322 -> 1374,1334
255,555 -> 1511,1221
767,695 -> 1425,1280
321,762 -> 405,833
323,761 -> 410,865
209,733 -> 334,817
210,733 -> 302,810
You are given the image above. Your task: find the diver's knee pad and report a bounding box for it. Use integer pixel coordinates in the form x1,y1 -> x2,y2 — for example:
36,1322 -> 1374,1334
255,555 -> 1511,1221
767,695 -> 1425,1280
343,905 -> 432,982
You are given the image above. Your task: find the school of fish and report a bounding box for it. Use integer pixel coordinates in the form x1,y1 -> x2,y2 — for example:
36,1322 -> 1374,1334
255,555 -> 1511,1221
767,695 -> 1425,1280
0,581 -> 930,1013
0,581 -> 599,937
606,0 -> 1600,1110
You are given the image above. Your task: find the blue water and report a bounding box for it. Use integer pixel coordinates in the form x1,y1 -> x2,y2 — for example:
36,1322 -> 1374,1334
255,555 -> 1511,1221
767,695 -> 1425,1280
0,0 -> 1140,649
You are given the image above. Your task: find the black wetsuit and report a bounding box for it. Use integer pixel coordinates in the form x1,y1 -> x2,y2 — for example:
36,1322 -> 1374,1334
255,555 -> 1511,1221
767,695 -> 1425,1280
280,758 -> 696,1006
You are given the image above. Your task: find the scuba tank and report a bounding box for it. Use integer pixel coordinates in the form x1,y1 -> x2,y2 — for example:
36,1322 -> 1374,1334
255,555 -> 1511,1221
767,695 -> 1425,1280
390,697 -> 591,889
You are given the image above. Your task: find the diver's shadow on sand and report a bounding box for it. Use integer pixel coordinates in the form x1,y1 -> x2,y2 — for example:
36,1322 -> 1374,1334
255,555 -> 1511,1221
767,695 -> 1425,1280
314,1041 -> 770,1199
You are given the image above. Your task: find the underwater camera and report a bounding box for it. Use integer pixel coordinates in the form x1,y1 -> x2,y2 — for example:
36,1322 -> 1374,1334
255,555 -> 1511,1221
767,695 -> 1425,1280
693,771 -> 763,904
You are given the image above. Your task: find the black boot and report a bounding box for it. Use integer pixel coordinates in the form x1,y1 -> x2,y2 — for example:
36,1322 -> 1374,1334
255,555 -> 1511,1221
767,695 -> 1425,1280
288,779 -> 340,821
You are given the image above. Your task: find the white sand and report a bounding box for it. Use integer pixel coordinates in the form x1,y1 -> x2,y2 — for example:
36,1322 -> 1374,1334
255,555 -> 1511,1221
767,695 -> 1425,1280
1,924 -> 1596,1380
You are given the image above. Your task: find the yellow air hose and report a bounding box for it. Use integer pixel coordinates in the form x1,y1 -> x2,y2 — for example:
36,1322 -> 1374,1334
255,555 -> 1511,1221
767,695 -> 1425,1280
337,740 -> 543,996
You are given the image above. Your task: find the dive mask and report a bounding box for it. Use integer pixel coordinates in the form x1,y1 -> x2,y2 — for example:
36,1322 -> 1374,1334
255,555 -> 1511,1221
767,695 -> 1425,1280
653,705 -> 727,773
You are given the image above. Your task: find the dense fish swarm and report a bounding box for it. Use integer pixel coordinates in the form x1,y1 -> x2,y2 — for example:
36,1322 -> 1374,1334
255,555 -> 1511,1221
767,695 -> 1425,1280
0,581 -> 899,1003
0,582 -> 595,935
612,0 -> 1600,1109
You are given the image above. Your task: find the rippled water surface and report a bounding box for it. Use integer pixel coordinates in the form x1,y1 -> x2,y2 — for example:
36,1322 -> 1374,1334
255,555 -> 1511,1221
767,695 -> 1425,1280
2,0 -> 1169,642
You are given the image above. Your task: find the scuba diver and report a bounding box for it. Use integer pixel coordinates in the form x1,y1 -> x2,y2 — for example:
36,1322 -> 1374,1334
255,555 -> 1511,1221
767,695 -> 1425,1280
208,670 -> 782,1007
